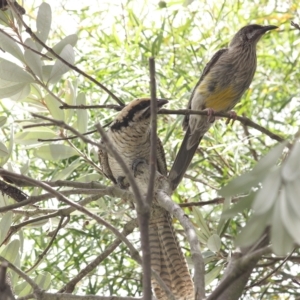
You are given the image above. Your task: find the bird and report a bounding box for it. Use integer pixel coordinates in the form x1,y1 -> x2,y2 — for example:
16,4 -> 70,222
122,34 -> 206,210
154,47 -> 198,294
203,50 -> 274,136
98,98 -> 194,300
168,24 -> 278,191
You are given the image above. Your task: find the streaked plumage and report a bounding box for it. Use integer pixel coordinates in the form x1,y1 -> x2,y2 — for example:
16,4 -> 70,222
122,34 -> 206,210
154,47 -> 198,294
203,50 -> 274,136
169,24 -> 278,190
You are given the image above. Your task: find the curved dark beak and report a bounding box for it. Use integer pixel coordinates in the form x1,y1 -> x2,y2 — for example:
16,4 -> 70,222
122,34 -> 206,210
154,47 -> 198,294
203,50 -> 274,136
157,99 -> 169,108
261,25 -> 278,33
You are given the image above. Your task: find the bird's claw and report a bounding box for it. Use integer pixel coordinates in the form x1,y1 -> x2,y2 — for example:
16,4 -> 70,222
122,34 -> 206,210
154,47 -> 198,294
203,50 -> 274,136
116,176 -> 129,189
226,110 -> 237,125
205,108 -> 216,123
132,158 -> 147,177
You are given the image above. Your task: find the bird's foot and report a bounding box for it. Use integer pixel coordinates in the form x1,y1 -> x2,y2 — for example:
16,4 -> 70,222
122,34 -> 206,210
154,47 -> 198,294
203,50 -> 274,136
204,108 -> 216,123
116,176 -> 129,189
226,110 -> 237,125
132,158 -> 147,177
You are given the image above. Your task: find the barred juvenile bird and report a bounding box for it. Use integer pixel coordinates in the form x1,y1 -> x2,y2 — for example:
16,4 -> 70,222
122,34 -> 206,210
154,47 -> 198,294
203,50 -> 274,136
99,98 -> 194,300
168,24 -> 277,190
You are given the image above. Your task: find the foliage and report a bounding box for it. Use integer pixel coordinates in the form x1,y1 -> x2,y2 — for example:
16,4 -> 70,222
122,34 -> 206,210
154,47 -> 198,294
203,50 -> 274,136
0,0 -> 300,299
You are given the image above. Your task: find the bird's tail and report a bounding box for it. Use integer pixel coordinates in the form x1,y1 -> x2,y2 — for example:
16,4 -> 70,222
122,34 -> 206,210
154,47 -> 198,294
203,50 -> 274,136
149,207 -> 194,300
168,127 -> 203,191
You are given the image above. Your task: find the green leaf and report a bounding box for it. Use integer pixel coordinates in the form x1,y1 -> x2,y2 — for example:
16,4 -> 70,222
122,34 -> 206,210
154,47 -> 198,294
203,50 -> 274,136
271,194 -> 294,256
0,116 -> 7,127
15,128 -> 57,145
14,280 -> 32,297
192,207 -> 210,239
44,94 -> 65,120
76,93 -> 87,133
52,158 -> 81,181
207,234 -> 221,252
24,38 -> 43,80
0,31 -> 24,61
221,193 -> 254,219
0,60 -> 34,83
36,2 -> 52,50
205,265 -> 222,286
46,34 -> 78,58
285,180 -> 300,219
49,45 -> 75,84
252,167 -> 281,215
282,142 -> 300,182
279,187 -> 300,245
235,214 -> 269,248
0,239 -> 20,264
0,141 -> 8,157
34,272 -> 51,291
220,142 -> 286,197
0,212 -> 12,245
34,144 -> 78,161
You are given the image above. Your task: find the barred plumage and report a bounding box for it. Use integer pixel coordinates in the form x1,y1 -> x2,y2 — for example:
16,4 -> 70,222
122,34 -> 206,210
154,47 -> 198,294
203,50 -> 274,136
99,98 -> 194,300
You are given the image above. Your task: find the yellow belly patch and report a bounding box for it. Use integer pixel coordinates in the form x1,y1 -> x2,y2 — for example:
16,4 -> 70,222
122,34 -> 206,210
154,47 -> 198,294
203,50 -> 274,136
197,77 -> 238,112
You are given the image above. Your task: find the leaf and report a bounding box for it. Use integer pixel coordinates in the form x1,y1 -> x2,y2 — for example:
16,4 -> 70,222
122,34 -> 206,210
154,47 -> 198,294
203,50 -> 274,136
34,272 -> 51,291
271,195 -> 294,256
282,142 -> 300,182
221,142 -> 287,197
15,128 -> 57,145
221,193 -> 254,219
0,31 -> 24,61
0,60 -> 34,83
52,158 -> 81,181
34,144 -> 78,161
76,93 -> 87,133
285,180 -> 300,219
24,38 -> 43,80
0,141 -> 8,157
44,94 -> 65,121
192,207 -> 210,239
49,45 -> 75,84
45,34 -> 78,58
280,186 -> 300,244
36,2 -> 52,50
252,167 -> 281,215
0,239 -> 20,264
0,212 -> 12,245
207,234 -> 221,252
235,214 -> 269,248
205,265 -> 222,286
0,116 -> 7,127
0,83 -> 30,99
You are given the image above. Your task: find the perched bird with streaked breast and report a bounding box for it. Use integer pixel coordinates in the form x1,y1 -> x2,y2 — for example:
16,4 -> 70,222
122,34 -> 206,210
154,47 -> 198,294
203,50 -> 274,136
168,24 -> 278,191
98,98 -> 194,300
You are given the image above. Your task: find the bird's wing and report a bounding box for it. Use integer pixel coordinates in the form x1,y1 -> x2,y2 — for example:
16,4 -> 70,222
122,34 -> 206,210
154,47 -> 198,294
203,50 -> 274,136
98,140 -> 117,184
183,48 -> 228,130
156,137 -> 168,176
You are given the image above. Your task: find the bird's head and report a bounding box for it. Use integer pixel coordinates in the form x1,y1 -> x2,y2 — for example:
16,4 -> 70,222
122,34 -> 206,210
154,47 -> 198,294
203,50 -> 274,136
230,24 -> 278,47
111,98 -> 168,131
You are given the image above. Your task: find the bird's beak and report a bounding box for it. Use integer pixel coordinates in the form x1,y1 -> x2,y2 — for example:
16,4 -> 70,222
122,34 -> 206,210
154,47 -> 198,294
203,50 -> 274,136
157,99 -> 169,108
261,25 -> 278,34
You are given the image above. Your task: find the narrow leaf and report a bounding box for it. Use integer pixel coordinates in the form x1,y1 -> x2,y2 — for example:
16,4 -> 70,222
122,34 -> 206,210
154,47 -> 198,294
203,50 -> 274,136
36,2 -> 52,50
0,31 -> 24,61
0,60 -> 34,83
34,144 -> 78,161
49,45 -> 75,84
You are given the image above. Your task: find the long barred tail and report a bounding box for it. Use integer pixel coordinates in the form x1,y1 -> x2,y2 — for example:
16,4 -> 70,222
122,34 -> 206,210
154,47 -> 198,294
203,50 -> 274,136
149,206 -> 194,300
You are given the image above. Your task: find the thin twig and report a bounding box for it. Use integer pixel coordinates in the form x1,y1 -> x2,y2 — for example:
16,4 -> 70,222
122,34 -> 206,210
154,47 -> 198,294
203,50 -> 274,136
60,104 -> 122,110
159,109 -> 285,143
59,219 -> 137,293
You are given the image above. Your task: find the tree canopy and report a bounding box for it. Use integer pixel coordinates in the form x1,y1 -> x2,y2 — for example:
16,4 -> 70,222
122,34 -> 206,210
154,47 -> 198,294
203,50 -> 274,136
0,0 -> 299,299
